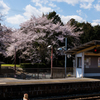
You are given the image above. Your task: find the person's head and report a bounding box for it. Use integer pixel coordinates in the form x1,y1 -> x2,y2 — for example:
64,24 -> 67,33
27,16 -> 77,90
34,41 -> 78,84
23,93 -> 28,100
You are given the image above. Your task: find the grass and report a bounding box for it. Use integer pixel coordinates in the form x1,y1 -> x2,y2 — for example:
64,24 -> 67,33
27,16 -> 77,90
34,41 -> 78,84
1,64 -> 20,67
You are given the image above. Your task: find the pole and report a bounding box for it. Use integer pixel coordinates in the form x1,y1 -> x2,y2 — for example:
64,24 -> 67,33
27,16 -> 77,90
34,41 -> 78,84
65,38 -> 67,78
14,47 -> 16,75
51,47 -> 53,78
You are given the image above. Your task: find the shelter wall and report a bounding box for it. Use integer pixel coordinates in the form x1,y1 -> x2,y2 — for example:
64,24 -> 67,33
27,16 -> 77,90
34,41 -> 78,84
84,56 -> 100,77
84,56 -> 100,68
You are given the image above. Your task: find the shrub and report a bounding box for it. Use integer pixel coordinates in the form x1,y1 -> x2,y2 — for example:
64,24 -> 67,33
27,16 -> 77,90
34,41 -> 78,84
20,63 -> 33,68
20,63 -> 47,68
33,63 -> 46,68
67,73 -> 72,77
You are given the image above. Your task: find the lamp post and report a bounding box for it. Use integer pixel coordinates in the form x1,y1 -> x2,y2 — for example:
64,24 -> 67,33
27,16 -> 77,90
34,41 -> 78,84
58,38 -> 67,78
47,45 -> 53,78
65,38 -> 67,78
14,46 -> 17,77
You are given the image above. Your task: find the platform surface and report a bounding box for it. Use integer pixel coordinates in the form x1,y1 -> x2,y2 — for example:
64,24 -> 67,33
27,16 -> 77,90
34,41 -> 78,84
0,77 -> 100,86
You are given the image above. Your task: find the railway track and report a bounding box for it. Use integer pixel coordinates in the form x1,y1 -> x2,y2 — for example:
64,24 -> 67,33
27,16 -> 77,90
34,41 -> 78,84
33,93 -> 100,100
68,96 -> 100,100
36,96 -> 100,100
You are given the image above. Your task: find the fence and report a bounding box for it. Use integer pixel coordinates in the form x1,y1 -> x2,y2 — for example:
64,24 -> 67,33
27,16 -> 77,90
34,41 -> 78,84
52,67 -> 74,78
0,66 -> 74,79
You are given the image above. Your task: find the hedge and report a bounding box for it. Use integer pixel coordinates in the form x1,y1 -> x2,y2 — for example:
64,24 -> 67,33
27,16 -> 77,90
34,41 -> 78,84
20,63 -> 48,68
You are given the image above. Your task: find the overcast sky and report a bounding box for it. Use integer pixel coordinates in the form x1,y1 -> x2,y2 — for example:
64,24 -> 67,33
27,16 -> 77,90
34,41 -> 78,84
0,0 -> 100,29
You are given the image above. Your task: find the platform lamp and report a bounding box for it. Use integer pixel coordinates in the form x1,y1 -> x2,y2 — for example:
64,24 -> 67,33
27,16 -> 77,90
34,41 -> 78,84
14,46 -> 17,77
57,38 -> 67,78
47,45 -> 53,78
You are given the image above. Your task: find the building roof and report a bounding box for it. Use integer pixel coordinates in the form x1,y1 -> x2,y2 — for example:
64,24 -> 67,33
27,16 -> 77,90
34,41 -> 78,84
65,40 -> 100,55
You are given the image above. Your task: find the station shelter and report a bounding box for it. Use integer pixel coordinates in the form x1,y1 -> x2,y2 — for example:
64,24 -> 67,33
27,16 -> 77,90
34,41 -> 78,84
65,40 -> 100,78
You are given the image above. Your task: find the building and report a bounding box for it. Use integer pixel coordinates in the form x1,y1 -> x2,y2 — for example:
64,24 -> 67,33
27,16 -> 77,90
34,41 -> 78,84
65,40 -> 100,78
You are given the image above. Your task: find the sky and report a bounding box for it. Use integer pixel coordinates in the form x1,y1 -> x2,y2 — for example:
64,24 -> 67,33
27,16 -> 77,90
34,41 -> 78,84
0,0 -> 100,29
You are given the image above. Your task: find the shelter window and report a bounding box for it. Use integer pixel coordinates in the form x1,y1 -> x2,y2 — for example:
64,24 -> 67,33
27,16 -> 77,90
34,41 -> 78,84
77,57 -> 82,68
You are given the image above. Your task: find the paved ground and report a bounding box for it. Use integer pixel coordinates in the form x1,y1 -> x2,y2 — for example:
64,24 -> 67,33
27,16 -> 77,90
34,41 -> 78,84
0,77 -> 100,86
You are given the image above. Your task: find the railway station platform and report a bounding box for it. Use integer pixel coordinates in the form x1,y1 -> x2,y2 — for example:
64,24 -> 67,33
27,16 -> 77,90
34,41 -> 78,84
0,77 -> 100,85
1,77 -> 100,99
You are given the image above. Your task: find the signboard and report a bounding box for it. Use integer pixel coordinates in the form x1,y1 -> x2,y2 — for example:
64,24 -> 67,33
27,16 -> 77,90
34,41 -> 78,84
98,57 -> 100,67
84,57 -> 91,68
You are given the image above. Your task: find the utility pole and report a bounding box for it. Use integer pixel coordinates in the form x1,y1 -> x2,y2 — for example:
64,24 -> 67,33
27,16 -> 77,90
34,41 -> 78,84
14,46 -> 16,77
51,46 -> 53,78
47,45 -> 53,78
65,38 -> 67,78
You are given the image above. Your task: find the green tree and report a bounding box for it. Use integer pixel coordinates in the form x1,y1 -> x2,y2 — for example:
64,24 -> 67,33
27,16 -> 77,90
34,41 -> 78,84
69,18 -> 95,44
79,22 -> 94,44
47,11 -> 63,25
93,25 -> 100,40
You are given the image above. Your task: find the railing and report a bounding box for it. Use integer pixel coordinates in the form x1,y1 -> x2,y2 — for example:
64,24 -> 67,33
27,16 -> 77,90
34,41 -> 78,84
0,67 -> 75,79
0,66 -> 15,77
21,68 -> 51,79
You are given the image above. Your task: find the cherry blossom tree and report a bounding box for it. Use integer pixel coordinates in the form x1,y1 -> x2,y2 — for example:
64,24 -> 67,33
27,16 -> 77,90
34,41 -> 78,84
7,16 -> 82,63
0,13 -> 12,57
0,24 -> 12,57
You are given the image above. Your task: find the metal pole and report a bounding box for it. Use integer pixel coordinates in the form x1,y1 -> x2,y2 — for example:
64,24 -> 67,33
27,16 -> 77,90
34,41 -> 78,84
65,38 -> 67,78
14,47 -> 16,75
51,47 -> 53,78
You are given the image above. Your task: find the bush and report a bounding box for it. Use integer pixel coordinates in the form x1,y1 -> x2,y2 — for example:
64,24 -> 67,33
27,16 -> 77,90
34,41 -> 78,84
20,63 -> 47,68
67,73 -> 72,77
33,63 -> 46,68
20,63 -> 33,68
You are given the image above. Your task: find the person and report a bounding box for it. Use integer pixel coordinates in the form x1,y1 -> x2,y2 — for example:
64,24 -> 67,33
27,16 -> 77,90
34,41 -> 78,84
23,93 -> 29,100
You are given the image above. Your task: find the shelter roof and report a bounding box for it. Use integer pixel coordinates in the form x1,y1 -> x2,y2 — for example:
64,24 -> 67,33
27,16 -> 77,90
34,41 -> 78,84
65,40 -> 100,55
